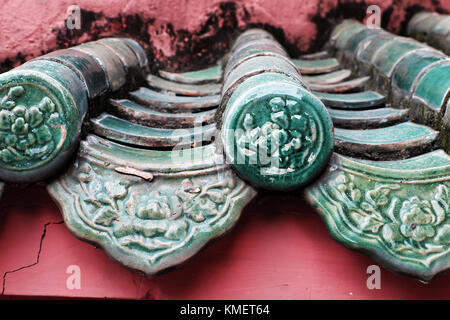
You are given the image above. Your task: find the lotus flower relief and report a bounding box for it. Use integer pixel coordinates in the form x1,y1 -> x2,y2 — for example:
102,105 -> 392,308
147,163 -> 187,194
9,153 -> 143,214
0,86 -> 57,165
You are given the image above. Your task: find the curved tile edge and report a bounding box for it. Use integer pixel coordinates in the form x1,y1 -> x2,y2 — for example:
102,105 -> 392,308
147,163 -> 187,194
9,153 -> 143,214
47,155 -> 256,276
305,152 -> 450,282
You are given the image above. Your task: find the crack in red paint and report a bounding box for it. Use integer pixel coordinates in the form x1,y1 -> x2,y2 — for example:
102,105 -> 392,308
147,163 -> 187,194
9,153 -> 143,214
1,221 -> 64,296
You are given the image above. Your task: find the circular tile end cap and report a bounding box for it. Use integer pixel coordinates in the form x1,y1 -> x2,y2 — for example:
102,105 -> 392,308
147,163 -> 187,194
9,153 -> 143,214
221,75 -> 334,191
0,68 -> 84,182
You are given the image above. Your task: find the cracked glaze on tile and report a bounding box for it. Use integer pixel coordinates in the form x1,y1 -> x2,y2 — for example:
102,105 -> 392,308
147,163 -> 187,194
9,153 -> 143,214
48,136 -> 256,276
306,151 -> 450,281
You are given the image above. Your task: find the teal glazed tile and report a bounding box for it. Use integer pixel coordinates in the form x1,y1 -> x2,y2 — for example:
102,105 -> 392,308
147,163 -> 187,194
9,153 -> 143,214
120,38 -> 149,73
313,91 -> 385,109
371,39 -> 424,77
429,16 -> 450,55
334,121 -> 438,159
222,55 -> 302,97
159,65 -> 222,84
108,99 -> 215,128
329,20 -> 362,46
391,49 -> 447,107
147,74 -> 221,96
343,28 -> 386,61
130,87 -> 219,112
413,61 -> 450,111
91,113 -> 216,148
221,72 -> 333,191
37,48 -> 109,99
73,42 -> 127,91
413,13 -> 445,41
97,38 -> 140,72
305,150 -> 450,282
303,69 -> 352,85
328,107 -> 409,129
335,24 -> 366,50
48,134 -> 256,276
96,38 -> 144,84
356,34 -> 396,65
431,16 -> 450,37
0,60 -> 87,182
309,76 -> 369,93
392,49 -> 446,94
225,40 -> 288,76
231,29 -> 276,51
407,12 -> 432,35
291,58 -> 340,74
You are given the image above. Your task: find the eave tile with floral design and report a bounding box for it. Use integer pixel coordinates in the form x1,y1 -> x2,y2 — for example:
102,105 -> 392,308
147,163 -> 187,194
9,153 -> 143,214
305,151 -> 450,282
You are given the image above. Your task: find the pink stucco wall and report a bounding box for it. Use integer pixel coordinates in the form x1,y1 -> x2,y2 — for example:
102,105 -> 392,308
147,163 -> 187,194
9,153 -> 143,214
1,0 -> 449,72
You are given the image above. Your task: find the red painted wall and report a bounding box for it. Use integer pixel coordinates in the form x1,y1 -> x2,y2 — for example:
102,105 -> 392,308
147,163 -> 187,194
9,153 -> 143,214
1,187 -> 450,299
1,0 -> 449,72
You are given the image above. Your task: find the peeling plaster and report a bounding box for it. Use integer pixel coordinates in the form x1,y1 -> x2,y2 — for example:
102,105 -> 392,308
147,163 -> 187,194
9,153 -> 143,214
0,0 -> 449,73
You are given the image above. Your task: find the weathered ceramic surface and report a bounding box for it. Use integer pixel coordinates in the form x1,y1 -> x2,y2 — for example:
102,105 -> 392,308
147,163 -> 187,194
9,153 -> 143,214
303,69 -> 351,85
120,38 -> 150,73
96,38 -> 144,84
355,34 -> 396,73
230,29 -> 276,52
313,91 -> 386,109
108,99 -> 215,128
391,49 -> 447,107
91,113 -> 216,148
147,74 -> 221,96
334,122 -> 438,160
342,28 -> 387,64
224,40 -> 288,76
408,12 -> 450,55
305,150 -> 450,282
308,76 -> 369,93
48,134 -> 256,276
37,48 -> 109,99
130,87 -> 219,112
407,12 -> 432,35
298,51 -> 330,60
73,42 -> 127,91
159,65 -> 222,84
334,23 -> 367,51
430,16 -> 450,37
0,60 -> 87,182
97,38 -> 140,71
408,60 -> 450,128
219,29 -> 335,191
369,38 -> 426,95
329,20 -> 361,47
292,58 -> 340,74
409,13 -> 444,42
371,39 -> 424,77
328,107 -> 409,129
221,72 -> 333,190
412,60 -> 450,111
222,54 -> 302,96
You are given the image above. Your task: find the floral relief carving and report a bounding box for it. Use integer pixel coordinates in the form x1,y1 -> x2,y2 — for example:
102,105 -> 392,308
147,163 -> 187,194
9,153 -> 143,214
74,163 -> 243,255
330,173 -> 450,256
236,96 -> 318,173
0,86 -> 61,167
